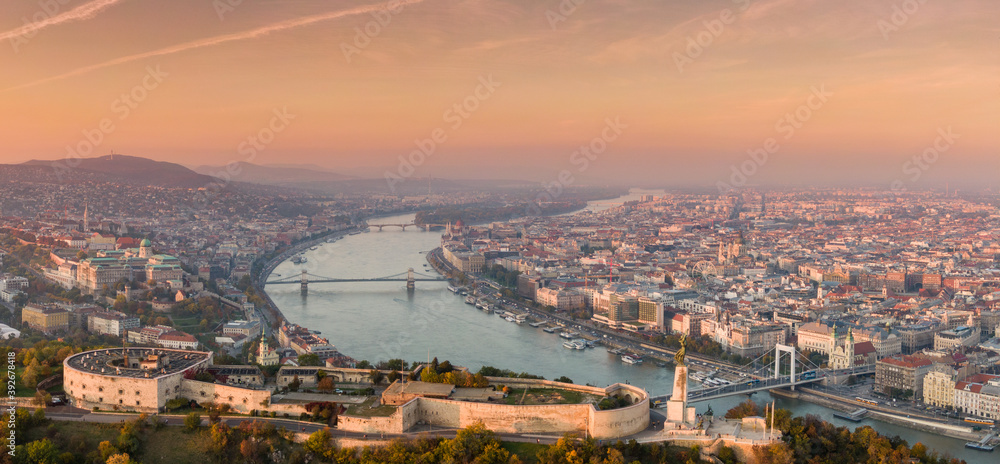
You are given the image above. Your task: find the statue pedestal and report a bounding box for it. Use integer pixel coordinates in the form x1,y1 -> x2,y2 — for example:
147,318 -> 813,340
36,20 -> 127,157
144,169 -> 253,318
666,365 -> 696,425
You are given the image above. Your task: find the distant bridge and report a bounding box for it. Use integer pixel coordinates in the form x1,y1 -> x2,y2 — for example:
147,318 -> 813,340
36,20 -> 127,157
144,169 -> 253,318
367,222 -> 449,231
265,269 -> 446,294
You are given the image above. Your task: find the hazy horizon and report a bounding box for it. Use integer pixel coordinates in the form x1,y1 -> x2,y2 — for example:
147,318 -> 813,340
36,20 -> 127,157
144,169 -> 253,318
2,0 -> 997,188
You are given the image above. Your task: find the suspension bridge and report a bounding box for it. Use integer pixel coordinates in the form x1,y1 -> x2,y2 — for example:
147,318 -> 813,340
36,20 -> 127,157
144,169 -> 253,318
650,344 -> 875,406
264,269 -> 447,294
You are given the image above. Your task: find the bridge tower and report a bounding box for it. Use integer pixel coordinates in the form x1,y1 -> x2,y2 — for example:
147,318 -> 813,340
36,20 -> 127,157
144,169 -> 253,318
406,268 -> 415,290
774,344 -> 797,390
300,269 -> 308,295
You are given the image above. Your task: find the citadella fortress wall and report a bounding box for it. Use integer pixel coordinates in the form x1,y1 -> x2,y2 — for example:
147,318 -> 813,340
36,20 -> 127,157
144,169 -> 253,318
63,348 -> 214,413
338,380 -> 650,439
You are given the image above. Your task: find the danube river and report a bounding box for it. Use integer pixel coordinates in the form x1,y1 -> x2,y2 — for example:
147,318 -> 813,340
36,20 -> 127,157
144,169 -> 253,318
265,191 -> 980,462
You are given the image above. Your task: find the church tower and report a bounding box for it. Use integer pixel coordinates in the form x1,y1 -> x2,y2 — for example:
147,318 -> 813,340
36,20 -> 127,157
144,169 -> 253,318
139,238 -> 152,258
845,328 -> 855,367
258,325 -> 269,359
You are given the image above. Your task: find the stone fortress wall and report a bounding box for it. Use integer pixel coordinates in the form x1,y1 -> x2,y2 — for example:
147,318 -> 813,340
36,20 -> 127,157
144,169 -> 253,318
63,348 -> 213,414
65,350 -> 650,439
179,379 -> 271,413
338,379 -> 650,439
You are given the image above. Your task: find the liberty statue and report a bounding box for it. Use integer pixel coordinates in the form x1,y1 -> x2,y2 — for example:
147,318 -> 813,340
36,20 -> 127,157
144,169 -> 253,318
674,334 -> 687,366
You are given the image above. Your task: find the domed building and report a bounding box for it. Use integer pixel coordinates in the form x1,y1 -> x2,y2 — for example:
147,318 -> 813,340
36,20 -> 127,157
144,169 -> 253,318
139,238 -> 153,258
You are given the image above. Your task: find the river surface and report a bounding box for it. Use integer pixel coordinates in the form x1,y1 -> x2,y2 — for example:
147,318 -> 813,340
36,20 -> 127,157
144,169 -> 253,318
265,190 -> 983,462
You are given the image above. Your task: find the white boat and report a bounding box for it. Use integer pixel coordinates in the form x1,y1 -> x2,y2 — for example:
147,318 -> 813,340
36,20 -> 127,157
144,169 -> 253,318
448,285 -> 459,293
505,316 -> 516,322
559,331 -> 579,339
563,340 -> 586,350
621,355 -> 642,364
465,296 -> 476,305
543,327 -> 557,333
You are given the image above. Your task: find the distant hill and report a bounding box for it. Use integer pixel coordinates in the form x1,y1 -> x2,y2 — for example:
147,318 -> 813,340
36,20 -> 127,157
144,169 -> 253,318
17,155 -> 217,188
192,162 -> 353,186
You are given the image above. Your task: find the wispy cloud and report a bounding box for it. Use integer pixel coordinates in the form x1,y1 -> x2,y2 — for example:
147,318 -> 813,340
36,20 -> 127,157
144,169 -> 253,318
0,0 -> 128,41
5,0 -> 426,92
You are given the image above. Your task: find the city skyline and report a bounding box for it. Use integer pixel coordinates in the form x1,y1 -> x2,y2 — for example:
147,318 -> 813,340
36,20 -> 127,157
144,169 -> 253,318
1,0 -> 998,188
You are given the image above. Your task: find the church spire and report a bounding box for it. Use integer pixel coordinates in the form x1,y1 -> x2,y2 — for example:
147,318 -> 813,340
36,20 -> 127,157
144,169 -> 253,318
259,324 -> 268,354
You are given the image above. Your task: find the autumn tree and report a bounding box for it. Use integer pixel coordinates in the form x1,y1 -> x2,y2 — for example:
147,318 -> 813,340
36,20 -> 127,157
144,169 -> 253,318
317,376 -> 335,393
106,453 -> 139,464
184,412 -> 202,431
304,428 -> 333,461
369,369 -> 384,385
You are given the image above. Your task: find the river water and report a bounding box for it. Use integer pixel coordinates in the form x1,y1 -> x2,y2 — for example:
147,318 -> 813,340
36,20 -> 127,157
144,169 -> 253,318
265,190 -> 982,462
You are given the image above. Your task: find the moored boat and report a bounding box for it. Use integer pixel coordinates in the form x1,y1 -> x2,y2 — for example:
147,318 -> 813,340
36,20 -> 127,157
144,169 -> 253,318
563,340 -> 587,350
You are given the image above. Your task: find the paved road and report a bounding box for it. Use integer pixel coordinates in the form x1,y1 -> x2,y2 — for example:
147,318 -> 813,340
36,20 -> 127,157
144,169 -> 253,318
44,406 -> 668,446
808,381 -> 993,429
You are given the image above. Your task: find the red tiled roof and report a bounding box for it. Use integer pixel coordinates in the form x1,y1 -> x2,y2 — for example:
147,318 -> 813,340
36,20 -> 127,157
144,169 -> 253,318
881,355 -> 932,368
159,331 -> 196,342
955,382 -> 983,393
854,341 -> 876,355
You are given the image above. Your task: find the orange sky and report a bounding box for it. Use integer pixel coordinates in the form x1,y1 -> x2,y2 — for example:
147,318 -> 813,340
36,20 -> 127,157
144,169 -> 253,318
1,0 -> 997,187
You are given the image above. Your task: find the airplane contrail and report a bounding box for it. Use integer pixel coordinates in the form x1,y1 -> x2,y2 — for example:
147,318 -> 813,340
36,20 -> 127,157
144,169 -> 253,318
0,0 -> 128,42
5,0 -> 425,92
